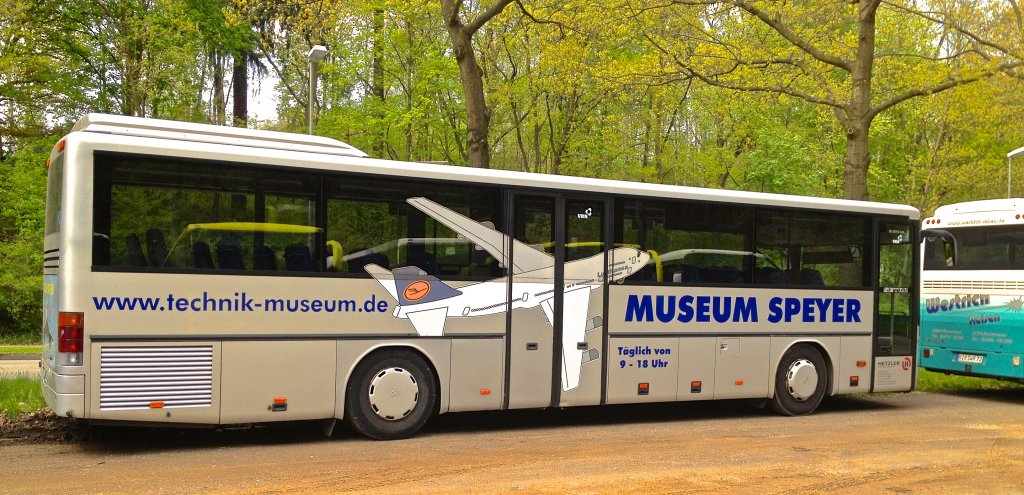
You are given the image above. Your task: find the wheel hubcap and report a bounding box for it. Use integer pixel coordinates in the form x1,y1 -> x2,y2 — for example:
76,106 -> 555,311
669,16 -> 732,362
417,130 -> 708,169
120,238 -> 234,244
368,367 -> 419,420
785,358 -> 818,402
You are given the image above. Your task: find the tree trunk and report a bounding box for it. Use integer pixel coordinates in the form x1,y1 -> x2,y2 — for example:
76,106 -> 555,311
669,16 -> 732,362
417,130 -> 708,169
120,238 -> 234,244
232,52 -> 248,127
844,122 -> 870,201
843,0 -> 880,201
445,25 -> 489,168
213,52 -> 226,126
372,8 -> 387,157
123,37 -> 145,117
440,0 -> 514,169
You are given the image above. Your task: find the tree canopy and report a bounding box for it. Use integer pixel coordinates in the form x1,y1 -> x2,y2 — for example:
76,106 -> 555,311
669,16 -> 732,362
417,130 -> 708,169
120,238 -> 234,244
0,0 -> 1022,335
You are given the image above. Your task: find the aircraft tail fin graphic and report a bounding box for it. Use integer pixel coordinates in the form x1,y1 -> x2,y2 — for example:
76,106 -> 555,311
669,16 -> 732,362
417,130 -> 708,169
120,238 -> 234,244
364,263 -> 399,301
384,266 -> 463,306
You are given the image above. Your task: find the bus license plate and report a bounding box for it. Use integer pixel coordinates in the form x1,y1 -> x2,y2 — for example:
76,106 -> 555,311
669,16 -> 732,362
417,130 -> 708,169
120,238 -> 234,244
956,353 -> 984,364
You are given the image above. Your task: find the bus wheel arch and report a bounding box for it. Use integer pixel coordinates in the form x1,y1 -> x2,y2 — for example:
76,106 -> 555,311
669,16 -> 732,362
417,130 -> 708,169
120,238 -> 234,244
344,347 -> 440,440
770,342 -> 830,416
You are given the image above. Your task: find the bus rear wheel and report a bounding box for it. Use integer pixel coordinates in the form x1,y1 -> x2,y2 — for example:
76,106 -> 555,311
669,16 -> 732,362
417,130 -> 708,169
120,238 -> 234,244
345,350 -> 437,440
770,344 -> 827,416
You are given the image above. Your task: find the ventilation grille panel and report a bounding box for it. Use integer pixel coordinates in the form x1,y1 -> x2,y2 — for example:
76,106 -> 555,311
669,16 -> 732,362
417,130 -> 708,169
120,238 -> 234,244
923,281 -> 1024,291
100,346 -> 213,410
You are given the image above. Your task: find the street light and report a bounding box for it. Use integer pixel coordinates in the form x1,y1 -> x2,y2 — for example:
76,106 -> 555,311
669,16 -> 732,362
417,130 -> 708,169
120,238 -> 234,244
1008,146 -> 1024,198
307,45 -> 328,135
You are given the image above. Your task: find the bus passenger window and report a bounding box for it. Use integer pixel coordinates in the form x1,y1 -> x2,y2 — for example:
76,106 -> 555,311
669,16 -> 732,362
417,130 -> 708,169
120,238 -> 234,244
92,153 -> 319,274
616,199 -> 753,285
325,175 -> 503,280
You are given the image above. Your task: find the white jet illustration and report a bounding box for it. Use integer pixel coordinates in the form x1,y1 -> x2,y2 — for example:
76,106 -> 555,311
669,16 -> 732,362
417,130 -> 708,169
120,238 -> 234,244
363,197 -> 651,391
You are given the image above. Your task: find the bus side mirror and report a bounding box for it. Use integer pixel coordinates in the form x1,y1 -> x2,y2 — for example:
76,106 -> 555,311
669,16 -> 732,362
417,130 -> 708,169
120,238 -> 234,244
921,229 -> 957,268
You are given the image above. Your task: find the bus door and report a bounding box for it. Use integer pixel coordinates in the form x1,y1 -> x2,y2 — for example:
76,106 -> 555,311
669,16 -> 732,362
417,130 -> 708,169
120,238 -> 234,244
873,221 -> 917,392
506,195 -> 608,409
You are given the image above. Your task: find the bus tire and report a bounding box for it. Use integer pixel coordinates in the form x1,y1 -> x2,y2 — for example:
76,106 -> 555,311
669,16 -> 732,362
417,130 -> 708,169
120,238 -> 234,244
770,344 -> 827,416
345,350 -> 437,440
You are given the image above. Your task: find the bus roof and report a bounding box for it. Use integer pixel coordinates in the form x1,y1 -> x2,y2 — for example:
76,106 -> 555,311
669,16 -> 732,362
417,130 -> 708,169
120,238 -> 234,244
71,113 -> 368,158
67,114 -> 919,220
932,198 -> 1024,216
926,198 -> 1024,228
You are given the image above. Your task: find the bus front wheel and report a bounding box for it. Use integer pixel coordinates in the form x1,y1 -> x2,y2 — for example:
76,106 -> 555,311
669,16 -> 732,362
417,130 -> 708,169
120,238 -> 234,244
345,350 -> 437,440
770,344 -> 827,416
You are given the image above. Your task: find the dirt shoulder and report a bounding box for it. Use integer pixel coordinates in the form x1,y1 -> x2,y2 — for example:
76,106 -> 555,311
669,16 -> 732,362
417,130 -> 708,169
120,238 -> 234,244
0,410 -> 70,446
2,391 -> 1023,494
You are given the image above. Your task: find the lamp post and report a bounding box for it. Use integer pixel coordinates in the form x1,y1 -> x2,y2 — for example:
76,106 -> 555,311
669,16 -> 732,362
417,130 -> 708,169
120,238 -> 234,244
307,45 -> 328,135
1009,146 -> 1024,198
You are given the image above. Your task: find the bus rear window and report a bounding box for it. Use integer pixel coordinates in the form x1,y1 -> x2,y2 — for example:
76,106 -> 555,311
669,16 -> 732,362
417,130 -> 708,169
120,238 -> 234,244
45,157 -> 63,236
935,226 -> 1024,270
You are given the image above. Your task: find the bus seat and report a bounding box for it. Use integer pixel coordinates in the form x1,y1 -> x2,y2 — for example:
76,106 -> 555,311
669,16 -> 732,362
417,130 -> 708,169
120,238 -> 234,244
698,266 -> 741,284
785,269 -> 801,284
284,243 -> 314,271
406,250 -> 440,276
347,248 -> 389,273
125,234 -> 147,267
192,241 -> 214,269
93,233 -> 111,266
217,238 -> 246,270
146,228 -> 172,267
756,267 -> 787,285
325,240 -> 343,271
800,268 -> 824,286
635,262 -> 657,282
254,245 -> 277,271
671,264 -> 701,283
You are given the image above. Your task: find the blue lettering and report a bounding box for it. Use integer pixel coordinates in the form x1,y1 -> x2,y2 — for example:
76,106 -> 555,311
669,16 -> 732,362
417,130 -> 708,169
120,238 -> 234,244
696,296 -> 711,323
677,295 -> 694,323
784,298 -> 800,322
713,297 -> 731,323
814,298 -> 830,322
735,297 -> 757,322
847,299 -> 862,322
768,297 -> 783,323
625,295 -> 653,322
656,296 -> 676,323
241,293 -> 254,312
802,298 -> 815,322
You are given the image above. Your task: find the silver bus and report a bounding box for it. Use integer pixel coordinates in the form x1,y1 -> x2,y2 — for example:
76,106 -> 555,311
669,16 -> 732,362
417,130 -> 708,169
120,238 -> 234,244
42,114 -> 919,439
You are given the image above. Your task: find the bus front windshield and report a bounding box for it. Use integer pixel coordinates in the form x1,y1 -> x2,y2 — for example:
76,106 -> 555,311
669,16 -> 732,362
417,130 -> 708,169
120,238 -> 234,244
927,225 -> 1024,270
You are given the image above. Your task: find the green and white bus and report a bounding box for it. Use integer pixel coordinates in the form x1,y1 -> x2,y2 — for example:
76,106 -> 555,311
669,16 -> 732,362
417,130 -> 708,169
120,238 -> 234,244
43,114 -> 919,439
920,199 -> 1024,382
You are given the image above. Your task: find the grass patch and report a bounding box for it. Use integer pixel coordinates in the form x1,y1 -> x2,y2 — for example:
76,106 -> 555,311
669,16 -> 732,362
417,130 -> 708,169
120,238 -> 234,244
0,345 -> 41,355
0,374 -> 46,418
0,333 -> 40,346
917,368 -> 1024,393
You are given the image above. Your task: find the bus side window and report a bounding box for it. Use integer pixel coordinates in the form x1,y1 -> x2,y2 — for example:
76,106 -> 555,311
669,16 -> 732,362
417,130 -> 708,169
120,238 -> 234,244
923,238 -> 950,269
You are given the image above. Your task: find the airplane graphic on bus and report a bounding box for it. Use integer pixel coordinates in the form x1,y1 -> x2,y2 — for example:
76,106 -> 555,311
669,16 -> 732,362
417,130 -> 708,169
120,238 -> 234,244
364,197 -> 651,391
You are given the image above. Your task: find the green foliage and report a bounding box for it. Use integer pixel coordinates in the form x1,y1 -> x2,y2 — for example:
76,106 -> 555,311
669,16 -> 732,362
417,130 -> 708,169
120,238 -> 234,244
0,374 -> 46,418
0,137 -> 53,338
0,0 -> 1022,335
0,345 -> 41,354
917,369 -> 1024,393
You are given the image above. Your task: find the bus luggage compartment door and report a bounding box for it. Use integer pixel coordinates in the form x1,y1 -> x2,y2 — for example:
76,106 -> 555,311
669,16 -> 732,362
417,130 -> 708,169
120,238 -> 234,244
220,340 -> 336,423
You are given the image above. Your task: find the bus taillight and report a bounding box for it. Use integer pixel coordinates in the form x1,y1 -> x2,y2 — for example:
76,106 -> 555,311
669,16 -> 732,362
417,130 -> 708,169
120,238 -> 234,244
58,312 -> 84,365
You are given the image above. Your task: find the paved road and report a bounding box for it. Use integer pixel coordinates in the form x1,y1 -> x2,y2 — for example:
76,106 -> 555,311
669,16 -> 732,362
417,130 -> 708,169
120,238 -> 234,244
0,359 -> 38,377
2,390 -> 1023,494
